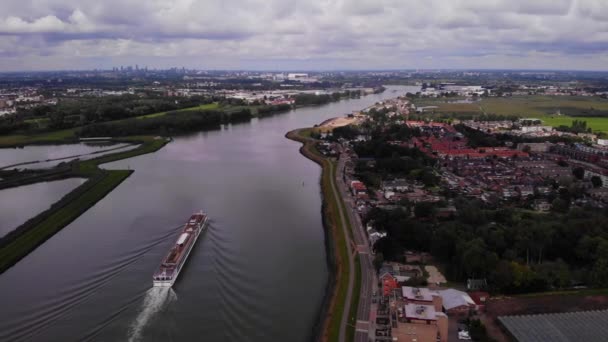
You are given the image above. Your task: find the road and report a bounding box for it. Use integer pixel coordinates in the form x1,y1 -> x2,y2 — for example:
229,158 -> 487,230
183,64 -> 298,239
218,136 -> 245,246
335,150 -> 377,342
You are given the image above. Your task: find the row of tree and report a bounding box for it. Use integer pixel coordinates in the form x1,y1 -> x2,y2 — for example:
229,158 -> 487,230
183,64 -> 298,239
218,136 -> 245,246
79,109 -> 252,137
556,119 -> 593,134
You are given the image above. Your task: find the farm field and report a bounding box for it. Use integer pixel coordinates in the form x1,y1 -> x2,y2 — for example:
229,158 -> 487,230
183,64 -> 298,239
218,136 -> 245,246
479,96 -> 608,117
540,116 -> 608,133
412,95 -> 608,133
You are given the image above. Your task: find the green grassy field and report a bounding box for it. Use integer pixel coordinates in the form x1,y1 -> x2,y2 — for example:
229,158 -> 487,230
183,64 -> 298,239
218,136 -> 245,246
479,96 -> 608,117
0,128 -> 78,147
539,116 -> 608,132
24,117 -> 51,129
135,102 -> 219,119
413,95 -> 608,133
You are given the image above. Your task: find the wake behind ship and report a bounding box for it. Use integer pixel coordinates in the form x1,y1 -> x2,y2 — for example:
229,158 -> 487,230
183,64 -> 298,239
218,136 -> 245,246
153,211 -> 209,287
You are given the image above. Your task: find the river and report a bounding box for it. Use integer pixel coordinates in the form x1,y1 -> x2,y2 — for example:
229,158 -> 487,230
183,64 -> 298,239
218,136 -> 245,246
0,142 -> 138,170
0,85 -> 418,342
0,178 -> 86,237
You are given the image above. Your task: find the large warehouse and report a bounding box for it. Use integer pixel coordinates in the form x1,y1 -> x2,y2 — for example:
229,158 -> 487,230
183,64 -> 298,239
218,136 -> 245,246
499,310 -> 608,342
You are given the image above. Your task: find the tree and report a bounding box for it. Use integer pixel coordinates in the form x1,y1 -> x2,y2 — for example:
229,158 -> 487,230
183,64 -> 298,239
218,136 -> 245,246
572,167 -> 585,180
468,319 -> 491,342
590,258 -> 608,287
372,253 -> 384,271
48,111 -> 66,129
551,198 -> 569,213
591,175 -> 603,188
419,167 -> 440,187
414,202 -> 436,218
459,238 -> 498,278
535,259 -> 570,289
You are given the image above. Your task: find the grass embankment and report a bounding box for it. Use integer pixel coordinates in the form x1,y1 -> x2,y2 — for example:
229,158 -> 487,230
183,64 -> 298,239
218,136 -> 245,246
329,143 -> 360,341
0,170 -> 131,272
346,255 -> 362,342
0,136 -> 169,274
286,128 -> 353,342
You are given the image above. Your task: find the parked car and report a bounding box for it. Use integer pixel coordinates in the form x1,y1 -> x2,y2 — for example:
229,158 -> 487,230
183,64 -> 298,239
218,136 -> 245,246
458,331 -> 471,340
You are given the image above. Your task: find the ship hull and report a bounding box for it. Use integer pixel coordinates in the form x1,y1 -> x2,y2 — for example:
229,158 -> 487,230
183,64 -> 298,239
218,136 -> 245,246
153,212 -> 208,287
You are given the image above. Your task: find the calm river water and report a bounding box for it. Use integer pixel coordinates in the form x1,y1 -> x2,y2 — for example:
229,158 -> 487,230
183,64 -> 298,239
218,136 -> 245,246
0,86 -> 417,342
0,178 -> 86,237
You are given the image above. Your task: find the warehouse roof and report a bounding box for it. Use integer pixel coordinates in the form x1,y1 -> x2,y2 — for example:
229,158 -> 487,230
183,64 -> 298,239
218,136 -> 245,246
499,310 -> 608,342
437,289 -> 475,310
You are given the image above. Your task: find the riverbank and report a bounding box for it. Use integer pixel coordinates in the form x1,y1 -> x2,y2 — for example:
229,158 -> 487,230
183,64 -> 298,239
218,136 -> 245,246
0,136 -> 169,274
286,128 -> 358,342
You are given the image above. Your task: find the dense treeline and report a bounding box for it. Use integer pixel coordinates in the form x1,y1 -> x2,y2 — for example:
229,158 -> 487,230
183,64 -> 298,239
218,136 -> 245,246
256,103 -> 292,117
353,137 -> 439,187
1,95 -> 217,134
0,117 -> 31,135
353,138 -> 434,165
294,90 -> 361,106
331,125 -> 360,140
454,124 -> 504,147
330,119 -> 420,141
79,109 -> 251,137
370,198 -> 608,293
556,119 -> 592,134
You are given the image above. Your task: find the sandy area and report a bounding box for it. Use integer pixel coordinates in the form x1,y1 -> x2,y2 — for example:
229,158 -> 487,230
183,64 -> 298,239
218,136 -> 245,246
320,116 -> 357,129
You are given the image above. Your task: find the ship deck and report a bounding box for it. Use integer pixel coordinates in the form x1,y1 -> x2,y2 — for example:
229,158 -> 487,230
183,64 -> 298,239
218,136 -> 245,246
153,212 -> 207,281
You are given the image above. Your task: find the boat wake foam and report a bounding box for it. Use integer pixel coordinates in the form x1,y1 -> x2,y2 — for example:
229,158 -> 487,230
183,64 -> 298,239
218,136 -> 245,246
127,287 -> 177,342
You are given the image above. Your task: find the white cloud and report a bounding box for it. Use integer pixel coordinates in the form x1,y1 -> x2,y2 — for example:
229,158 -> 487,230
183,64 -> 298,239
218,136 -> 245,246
0,0 -> 607,70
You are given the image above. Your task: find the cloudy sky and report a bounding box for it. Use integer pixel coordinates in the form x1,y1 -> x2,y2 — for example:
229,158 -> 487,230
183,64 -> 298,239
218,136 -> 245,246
1,0 -> 608,71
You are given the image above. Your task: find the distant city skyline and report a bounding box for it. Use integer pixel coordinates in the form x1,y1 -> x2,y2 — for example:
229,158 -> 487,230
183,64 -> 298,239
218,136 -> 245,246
1,0 -> 608,72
